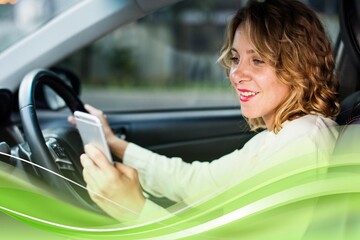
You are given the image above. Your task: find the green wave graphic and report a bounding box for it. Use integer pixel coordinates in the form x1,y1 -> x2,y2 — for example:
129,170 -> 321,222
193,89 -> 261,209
0,141 -> 360,239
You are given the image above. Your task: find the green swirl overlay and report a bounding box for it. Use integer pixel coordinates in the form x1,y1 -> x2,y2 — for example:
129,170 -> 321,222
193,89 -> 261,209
0,131 -> 360,239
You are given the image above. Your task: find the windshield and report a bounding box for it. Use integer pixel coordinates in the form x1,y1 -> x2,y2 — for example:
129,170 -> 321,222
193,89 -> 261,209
0,0 -> 82,53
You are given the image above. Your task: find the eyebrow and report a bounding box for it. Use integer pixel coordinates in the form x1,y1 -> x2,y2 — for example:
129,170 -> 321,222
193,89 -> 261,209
230,47 -> 255,54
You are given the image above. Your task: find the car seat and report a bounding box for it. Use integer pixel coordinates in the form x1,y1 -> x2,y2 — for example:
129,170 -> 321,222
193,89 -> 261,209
304,0 -> 360,237
333,91 -> 360,156
301,91 -> 360,239
336,91 -> 360,125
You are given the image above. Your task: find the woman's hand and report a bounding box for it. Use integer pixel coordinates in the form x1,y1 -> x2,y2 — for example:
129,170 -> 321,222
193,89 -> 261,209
81,144 -> 145,222
69,104 -> 129,159
68,104 -> 115,140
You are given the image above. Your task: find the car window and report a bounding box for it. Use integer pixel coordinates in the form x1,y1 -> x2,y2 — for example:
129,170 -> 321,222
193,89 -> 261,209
0,0 -> 82,53
311,0 -> 339,45
55,0 -> 339,112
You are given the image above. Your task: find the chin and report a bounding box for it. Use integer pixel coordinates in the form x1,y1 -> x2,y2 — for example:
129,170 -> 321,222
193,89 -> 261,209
241,112 -> 259,119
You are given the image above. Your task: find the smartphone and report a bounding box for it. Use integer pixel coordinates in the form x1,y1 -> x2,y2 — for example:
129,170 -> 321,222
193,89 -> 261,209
74,111 -> 113,163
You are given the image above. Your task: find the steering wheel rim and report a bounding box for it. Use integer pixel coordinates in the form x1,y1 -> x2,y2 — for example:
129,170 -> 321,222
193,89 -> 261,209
18,69 -> 87,192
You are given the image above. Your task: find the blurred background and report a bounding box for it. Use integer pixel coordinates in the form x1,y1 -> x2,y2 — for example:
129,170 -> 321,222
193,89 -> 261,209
0,0 -> 339,111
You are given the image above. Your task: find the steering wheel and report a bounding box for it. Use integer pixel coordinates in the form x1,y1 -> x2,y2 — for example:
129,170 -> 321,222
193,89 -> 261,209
18,69 -> 97,211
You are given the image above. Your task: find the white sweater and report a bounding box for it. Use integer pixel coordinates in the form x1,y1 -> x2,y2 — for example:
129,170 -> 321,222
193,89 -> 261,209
123,115 -> 338,221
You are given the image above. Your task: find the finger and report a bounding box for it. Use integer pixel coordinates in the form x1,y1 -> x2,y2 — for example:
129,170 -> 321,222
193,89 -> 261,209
84,104 -> 114,137
80,153 -> 96,168
84,144 -> 115,172
84,104 -> 97,112
85,104 -> 110,127
67,115 -> 76,125
83,176 -> 105,203
80,153 -> 104,178
84,104 -> 104,118
115,163 -> 139,180
82,170 -> 99,192
80,154 -> 102,190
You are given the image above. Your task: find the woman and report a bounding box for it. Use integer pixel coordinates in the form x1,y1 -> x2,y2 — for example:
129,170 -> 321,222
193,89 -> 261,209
77,0 -> 339,223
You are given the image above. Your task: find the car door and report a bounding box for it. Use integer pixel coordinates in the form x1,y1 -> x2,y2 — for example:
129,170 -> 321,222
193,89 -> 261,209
106,108 -> 255,163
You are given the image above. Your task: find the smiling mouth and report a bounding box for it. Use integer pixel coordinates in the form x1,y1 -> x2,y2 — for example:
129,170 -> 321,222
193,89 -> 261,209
239,91 -> 259,102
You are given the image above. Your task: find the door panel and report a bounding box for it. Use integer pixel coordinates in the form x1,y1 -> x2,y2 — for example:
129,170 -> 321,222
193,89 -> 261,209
109,108 -> 257,162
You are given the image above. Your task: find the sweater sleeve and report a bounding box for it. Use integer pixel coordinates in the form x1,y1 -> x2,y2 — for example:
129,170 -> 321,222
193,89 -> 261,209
122,115 -> 338,215
123,136 -> 260,203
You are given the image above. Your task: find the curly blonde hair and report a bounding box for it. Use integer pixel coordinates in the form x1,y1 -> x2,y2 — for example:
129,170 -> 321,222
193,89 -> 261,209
218,0 -> 339,133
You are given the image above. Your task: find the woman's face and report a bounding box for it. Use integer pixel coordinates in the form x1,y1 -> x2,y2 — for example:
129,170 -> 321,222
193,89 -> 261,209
229,26 -> 290,130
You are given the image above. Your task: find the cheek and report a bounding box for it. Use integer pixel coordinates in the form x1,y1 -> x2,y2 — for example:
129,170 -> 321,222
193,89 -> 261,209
279,84 -> 290,98
229,68 -> 237,86
228,68 -> 235,82
229,66 -> 236,76
265,72 -> 289,96
273,85 -> 290,106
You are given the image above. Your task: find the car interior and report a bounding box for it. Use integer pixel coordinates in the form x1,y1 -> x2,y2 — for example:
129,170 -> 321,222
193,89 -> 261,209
0,0 -> 359,237
334,0 -> 360,153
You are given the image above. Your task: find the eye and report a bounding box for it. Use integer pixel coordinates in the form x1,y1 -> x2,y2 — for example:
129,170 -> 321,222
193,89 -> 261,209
230,56 -> 239,65
252,58 -> 265,65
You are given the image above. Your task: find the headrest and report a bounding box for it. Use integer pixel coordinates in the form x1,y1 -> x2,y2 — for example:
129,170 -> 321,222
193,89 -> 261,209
336,91 -> 360,125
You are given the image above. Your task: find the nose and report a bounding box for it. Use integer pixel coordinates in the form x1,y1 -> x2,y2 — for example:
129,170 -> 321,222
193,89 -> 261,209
229,62 -> 251,85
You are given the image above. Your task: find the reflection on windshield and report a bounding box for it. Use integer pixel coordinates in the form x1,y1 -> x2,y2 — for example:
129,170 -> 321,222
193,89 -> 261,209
0,0 -> 81,53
